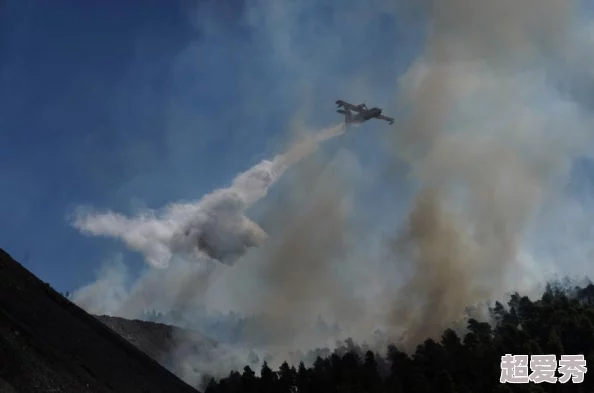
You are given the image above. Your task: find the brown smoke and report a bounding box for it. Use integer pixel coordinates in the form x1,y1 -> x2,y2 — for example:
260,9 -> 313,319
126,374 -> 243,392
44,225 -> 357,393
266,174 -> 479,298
386,0 -> 578,349
244,135 -> 362,347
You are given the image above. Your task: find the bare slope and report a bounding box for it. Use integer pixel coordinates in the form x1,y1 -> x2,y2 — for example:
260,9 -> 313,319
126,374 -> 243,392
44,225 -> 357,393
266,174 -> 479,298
96,315 -> 218,373
0,248 -> 199,393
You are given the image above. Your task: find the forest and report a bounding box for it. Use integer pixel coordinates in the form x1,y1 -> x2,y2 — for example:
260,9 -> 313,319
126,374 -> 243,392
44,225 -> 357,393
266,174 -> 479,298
204,280 -> 594,393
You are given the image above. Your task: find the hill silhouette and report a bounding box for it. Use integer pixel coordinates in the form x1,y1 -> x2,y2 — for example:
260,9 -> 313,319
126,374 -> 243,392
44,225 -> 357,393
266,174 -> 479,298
97,314 -> 219,385
0,248 -> 199,393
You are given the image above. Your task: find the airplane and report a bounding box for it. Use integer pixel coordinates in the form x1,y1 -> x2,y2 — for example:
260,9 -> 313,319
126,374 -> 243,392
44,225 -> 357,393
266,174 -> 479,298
335,100 -> 395,125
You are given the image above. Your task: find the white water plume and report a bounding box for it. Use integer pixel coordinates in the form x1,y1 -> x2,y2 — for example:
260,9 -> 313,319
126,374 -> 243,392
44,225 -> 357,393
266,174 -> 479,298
71,123 -> 346,268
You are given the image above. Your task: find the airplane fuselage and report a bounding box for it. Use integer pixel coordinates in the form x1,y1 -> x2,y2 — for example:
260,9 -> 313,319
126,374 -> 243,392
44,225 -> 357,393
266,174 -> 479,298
360,107 -> 382,120
345,107 -> 382,124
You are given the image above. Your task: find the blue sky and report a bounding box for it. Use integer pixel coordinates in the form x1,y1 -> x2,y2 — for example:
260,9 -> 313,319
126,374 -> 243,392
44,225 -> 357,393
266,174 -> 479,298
1,0 -> 424,293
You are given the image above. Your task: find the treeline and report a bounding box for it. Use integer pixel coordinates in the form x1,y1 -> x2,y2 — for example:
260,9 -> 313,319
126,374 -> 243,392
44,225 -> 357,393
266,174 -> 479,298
204,280 -> 594,393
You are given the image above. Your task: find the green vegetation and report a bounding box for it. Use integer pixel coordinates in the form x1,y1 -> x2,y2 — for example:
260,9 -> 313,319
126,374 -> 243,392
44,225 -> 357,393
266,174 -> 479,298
204,280 -> 594,393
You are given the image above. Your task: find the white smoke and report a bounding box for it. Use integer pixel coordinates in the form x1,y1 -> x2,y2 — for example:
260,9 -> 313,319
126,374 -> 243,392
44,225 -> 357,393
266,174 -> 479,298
71,123 -> 345,268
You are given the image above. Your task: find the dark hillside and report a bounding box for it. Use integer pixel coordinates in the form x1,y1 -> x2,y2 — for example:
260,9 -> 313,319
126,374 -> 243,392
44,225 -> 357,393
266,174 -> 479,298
96,315 -> 218,377
0,248 -> 199,393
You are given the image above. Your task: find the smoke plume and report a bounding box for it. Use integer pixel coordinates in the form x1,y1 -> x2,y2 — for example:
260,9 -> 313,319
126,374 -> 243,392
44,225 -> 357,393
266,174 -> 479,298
68,0 -> 594,384
385,0 -> 592,348
239,147 -> 361,348
71,122 -> 351,382
71,123 -> 345,268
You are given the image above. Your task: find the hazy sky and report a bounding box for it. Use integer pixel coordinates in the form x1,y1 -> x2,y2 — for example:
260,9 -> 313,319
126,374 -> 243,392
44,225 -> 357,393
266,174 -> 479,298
1,0 -> 423,293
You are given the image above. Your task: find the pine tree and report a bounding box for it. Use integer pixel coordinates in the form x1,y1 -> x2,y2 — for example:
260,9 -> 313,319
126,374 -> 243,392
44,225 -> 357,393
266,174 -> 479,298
546,328 -> 564,356
259,361 -> 278,393
240,365 -> 257,392
295,362 -> 309,393
435,370 -> 457,393
278,361 -> 295,393
361,350 -> 380,392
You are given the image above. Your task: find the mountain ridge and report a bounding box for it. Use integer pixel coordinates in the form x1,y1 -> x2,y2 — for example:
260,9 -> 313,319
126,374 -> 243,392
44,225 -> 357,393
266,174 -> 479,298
0,247 -> 200,393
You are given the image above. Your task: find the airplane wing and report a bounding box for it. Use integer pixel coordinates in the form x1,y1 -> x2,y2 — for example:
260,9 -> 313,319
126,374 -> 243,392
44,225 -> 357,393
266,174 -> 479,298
376,115 -> 395,125
336,100 -> 363,113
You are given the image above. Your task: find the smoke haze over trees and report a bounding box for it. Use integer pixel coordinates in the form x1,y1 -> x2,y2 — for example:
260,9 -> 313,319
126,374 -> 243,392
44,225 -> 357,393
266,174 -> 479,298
203,280 -> 594,393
